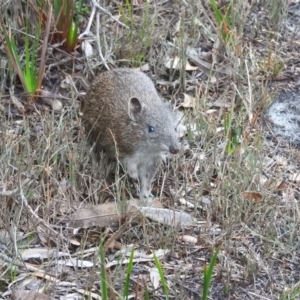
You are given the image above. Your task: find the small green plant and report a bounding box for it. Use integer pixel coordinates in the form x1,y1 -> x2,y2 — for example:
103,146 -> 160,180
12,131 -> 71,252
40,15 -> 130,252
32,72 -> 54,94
209,0 -> 233,43
0,3 -> 50,102
258,52 -> 284,78
202,247 -> 220,300
224,109 -> 241,155
8,265 -> 18,283
280,290 -> 300,300
119,0 -> 134,30
36,0 -> 87,52
119,0 -> 154,67
265,0 -> 287,31
75,0 -> 90,16
0,0 -> 82,102
280,279 -> 300,300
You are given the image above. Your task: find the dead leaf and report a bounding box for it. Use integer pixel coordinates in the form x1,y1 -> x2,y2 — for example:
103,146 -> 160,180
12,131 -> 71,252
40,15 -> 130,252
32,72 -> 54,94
186,47 -> 234,76
32,271 -> 62,282
277,181 -> 290,191
137,63 -> 150,71
64,198 -> 163,228
81,40 -> 93,58
212,99 -> 233,108
150,249 -> 170,258
43,98 -> 62,111
186,48 -> 213,74
185,61 -> 198,71
66,202 -> 126,228
57,258 -> 94,268
241,191 -> 262,203
164,56 -> 198,71
178,235 -> 198,244
21,248 -> 68,261
105,257 -> 153,269
181,93 -> 196,108
137,207 -> 195,227
291,173 -> 300,182
105,248 -> 169,269
178,198 -> 195,208
64,198 -> 175,229
70,239 -> 81,247
205,109 -> 219,116
13,291 -> 55,300
11,95 -> 25,113
104,223 -> 127,250
149,268 -> 160,289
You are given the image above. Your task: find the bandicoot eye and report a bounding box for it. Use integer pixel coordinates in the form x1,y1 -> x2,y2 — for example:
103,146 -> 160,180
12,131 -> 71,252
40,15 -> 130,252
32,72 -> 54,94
148,126 -> 155,133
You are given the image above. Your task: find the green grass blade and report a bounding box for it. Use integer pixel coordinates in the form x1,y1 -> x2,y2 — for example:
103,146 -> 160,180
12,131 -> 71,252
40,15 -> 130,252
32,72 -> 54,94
25,2 -> 31,92
153,253 -> 169,299
99,239 -> 108,300
202,247 -> 220,300
209,0 -> 232,41
210,0 -> 223,26
8,35 -> 23,73
1,22 -> 28,92
144,285 -> 150,300
53,0 -> 62,17
123,247 -> 135,299
66,20 -> 78,51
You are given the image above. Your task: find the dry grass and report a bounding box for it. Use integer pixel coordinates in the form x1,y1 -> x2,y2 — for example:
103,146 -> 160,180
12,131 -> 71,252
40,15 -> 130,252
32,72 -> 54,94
0,0 -> 300,299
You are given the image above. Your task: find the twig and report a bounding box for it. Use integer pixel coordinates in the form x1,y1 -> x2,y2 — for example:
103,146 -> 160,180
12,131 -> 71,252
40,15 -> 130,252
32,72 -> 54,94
0,178 -> 31,197
0,252 -> 41,272
37,3 -> 52,91
19,185 -> 68,243
91,0 -> 128,29
79,2 -> 96,38
0,188 -> 19,197
79,0 -> 128,39
96,9 -> 110,70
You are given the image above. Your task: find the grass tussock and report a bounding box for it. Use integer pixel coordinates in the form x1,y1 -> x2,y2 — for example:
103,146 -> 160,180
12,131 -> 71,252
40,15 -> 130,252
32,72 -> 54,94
0,0 -> 300,299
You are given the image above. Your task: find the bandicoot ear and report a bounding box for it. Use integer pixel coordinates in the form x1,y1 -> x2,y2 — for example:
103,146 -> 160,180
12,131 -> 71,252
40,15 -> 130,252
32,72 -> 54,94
128,97 -> 143,121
